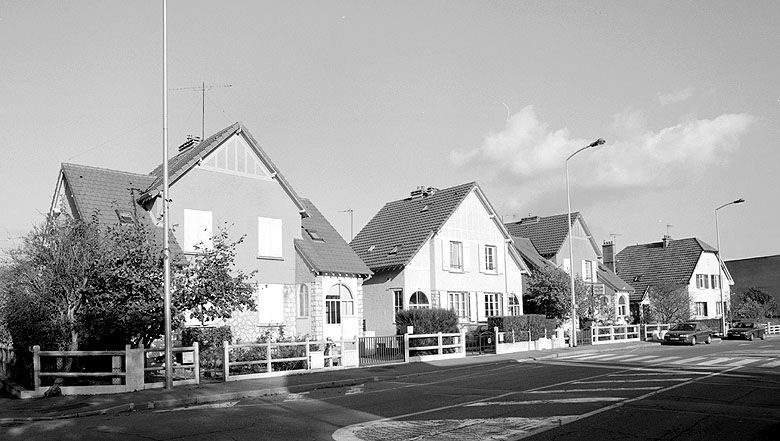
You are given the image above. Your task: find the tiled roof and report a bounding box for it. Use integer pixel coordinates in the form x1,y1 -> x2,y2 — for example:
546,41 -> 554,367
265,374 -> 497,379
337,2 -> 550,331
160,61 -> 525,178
615,237 -> 717,301
505,212 -> 597,258
350,182 -> 477,271
142,122 -> 307,216
512,236 -> 556,271
597,263 -> 635,293
295,199 -> 371,277
60,163 -> 182,256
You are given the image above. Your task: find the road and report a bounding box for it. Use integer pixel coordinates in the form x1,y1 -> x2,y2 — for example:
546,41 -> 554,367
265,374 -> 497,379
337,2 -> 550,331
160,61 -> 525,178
3,338 -> 779,440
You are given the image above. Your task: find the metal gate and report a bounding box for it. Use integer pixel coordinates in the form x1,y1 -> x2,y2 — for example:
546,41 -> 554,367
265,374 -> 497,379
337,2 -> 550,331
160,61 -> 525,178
466,331 -> 495,355
358,335 -> 405,366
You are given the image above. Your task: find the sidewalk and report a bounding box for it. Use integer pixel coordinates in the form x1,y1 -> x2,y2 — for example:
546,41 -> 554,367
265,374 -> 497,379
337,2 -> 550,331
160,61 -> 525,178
0,340 -> 655,423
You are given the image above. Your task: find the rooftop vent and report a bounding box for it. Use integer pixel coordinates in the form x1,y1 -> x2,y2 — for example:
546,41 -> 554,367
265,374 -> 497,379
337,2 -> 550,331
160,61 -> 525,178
178,135 -> 201,152
388,245 -> 399,255
410,186 -> 438,199
662,235 -> 672,248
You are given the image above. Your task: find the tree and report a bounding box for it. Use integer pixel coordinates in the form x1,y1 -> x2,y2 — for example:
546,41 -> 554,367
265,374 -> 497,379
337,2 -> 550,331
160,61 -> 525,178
646,282 -> 690,324
524,265 -> 588,325
731,287 -> 777,320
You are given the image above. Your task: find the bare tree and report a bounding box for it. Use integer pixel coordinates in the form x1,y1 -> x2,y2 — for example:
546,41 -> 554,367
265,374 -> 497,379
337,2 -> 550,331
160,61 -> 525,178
646,282 -> 690,324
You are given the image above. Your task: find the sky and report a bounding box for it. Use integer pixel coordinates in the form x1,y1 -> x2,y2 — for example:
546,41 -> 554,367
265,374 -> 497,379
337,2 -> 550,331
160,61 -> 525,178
1,0 -> 778,261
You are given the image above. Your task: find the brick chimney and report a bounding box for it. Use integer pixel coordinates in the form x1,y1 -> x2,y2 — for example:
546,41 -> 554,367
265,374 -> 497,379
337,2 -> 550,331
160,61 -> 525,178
662,234 -> 672,248
410,186 -> 438,199
178,135 -> 201,153
603,240 -> 615,273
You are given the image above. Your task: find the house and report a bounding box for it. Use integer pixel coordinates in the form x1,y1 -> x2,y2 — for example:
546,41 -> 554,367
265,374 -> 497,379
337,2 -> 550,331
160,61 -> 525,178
350,183 -> 529,336
614,236 -> 734,322
725,254 -> 780,307
50,122 -> 370,342
506,213 -> 633,323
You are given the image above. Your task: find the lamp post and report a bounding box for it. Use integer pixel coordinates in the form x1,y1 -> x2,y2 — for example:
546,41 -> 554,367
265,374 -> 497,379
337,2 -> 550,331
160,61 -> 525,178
566,138 -> 605,348
715,198 -> 745,336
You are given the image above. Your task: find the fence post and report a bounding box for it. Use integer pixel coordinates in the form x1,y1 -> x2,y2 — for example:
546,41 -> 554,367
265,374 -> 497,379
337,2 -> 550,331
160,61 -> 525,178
223,340 -> 230,382
460,329 -> 466,354
266,341 -> 273,373
437,332 -> 443,356
32,345 -> 41,392
193,342 -> 200,384
403,333 -> 410,363
112,346 -> 125,386
305,337 -> 311,370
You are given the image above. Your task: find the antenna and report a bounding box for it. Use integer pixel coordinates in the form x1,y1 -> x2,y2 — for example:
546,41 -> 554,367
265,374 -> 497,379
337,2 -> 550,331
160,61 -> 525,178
339,209 -> 354,241
666,224 -> 674,237
169,82 -> 232,140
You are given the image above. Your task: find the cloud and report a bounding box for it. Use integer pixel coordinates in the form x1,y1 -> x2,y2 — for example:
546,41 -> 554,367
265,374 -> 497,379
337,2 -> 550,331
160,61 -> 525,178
451,105 -> 755,208
656,87 -> 695,106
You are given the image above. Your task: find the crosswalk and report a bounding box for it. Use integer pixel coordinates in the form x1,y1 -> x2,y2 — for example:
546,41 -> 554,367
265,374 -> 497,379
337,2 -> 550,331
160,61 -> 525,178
558,350 -> 780,369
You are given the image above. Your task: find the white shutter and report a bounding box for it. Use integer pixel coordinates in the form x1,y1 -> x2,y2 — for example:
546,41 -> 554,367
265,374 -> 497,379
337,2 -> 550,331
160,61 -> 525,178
442,239 -> 450,270
563,258 -> 571,273
200,210 -> 213,249
184,209 -> 212,252
463,242 -> 471,272
270,218 -> 282,257
496,245 -> 503,274
184,209 -> 197,252
258,217 -> 283,258
478,244 -> 485,273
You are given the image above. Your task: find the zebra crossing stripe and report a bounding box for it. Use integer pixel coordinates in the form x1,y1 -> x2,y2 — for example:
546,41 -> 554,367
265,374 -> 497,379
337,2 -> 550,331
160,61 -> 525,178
529,386 -> 662,393
596,354 -> 641,361
670,357 -> 707,364
646,357 -> 680,364
758,360 -> 780,368
572,378 -> 691,384
725,358 -> 762,367
696,357 -> 732,366
571,353 -> 618,360
618,356 -> 659,362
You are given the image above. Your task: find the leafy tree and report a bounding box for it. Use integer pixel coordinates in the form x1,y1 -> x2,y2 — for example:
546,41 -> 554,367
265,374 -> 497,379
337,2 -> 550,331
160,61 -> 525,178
732,287 -> 777,320
646,282 -> 690,324
524,265 -> 588,325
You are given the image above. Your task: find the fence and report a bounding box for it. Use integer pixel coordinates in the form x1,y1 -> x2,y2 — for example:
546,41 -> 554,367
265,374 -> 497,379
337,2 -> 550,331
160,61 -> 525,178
1,344 -> 14,378
29,343 -> 199,398
642,323 -> 671,341
143,344 -> 200,389
765,323 -> 780,335
359,335 -> 405,366
591,325 -> 640,344
406,331 -> 466,362
222,338 -> 359,382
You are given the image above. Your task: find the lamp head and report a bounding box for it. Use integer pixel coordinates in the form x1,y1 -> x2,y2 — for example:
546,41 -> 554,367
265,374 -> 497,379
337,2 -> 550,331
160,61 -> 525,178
589,138 -> 606,148
734,198 -> 745,204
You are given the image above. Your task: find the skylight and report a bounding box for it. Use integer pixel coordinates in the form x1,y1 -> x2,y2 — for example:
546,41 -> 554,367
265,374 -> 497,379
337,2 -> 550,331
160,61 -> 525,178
388,246 -> 399,255
115,209 -> 135,224
306,229 -> 325,242
367,245 -> 375,252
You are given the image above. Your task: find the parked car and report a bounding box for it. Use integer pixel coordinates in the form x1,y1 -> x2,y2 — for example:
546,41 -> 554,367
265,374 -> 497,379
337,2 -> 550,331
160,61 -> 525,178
725,321 -> 766,341
662,322 -> 713,345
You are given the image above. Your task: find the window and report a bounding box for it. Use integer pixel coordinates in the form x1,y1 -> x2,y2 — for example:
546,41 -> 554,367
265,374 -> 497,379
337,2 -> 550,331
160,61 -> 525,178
507,294 -> 521,316
258,217 -> 283,258
326,284 -> 354,324
448,292 -> 469,318
115,209 -> 135,224
484,292 -> 501,318
325,293 -> 340,324
393,289 -> 404,313
305,229 -> 324,242
484,245 -> 497,272
617,296 -> 627,316
694,302 -> 708,316
409,291 -> 430,309
450,241 -> 463,270
695,274 -> 709,289
183,209 -> 213,252
583,260 -> 595,282
716,301 -> 727,316
297,284 -> 309,317
562,258 -> 571,273
711,275 -> 720,289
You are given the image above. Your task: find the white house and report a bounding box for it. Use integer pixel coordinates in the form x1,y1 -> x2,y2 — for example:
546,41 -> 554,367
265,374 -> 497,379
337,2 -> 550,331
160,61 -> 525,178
350,183 -> 529,336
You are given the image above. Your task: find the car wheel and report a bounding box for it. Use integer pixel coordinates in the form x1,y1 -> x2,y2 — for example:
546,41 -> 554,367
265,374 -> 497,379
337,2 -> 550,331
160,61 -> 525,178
705,335 -> 712,344
748,333 -> 754,341
690,336 -> 697,346
760,334 -> 765,340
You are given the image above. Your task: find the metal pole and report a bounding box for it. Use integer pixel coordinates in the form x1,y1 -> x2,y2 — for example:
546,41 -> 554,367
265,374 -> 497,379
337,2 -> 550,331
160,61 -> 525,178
715,198 -> 745,336
162,0 -> 173,390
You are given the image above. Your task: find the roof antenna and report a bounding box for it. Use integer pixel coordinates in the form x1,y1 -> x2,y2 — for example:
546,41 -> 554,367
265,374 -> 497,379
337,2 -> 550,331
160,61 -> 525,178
666,224 -> 674,237
169,82 -> 232,140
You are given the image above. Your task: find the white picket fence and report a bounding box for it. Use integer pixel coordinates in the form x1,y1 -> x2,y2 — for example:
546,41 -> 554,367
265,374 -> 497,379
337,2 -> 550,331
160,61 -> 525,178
591,325 -> 640,344
405,331 -> 466,362
765,323 -> 780,335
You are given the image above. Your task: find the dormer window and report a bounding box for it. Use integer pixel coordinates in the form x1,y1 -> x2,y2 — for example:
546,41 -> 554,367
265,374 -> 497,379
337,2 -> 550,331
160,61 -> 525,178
115,209 -> 135,224
306,229 -> 324,242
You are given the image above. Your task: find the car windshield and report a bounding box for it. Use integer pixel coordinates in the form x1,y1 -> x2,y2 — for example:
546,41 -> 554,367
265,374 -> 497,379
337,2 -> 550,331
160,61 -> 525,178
671,323 -> 695,331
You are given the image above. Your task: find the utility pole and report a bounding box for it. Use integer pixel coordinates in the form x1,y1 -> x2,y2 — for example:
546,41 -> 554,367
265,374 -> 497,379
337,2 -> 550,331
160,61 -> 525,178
169,82 -> 232,140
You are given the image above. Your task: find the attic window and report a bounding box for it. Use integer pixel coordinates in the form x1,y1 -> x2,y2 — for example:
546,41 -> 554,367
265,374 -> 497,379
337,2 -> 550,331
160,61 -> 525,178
306,229 -> 325,242
388,245 -> 399,255
367,245 -> 375,252
115,209 -> 135,224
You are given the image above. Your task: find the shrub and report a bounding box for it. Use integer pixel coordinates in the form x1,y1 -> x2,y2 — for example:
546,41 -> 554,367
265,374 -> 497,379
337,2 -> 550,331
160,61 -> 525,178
181,326 -> 232,377
487,314 -> 557,342
395,308 -> 459,335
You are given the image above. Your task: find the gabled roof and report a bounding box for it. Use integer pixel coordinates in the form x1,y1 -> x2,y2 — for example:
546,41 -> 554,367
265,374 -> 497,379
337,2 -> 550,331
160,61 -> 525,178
351,182 -> 477,270
295,199 -> 371,277
512,236 -> 556,271
140,122 -> 308,216
597,263 -> 635,294
505,212 -> 601,259
615,237 -> 718,299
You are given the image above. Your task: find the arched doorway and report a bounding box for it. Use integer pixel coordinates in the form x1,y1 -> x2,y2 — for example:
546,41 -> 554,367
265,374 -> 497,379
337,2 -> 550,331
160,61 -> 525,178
325,283 -> 356,340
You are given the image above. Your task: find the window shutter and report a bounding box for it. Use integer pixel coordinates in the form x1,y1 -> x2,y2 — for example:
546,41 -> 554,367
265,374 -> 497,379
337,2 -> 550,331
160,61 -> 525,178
270,218 -> 282,257
478,244 -> 485,273
496,245 -> 503,274
463,242 -> 471,272
442,239 -> 450,270
200,210 -> 213,249
184,209 -> 197,252
581,260 -> 587,281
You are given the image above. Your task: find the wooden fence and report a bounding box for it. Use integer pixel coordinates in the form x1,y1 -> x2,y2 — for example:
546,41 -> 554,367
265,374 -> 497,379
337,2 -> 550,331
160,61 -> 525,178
765,323 -> 780,335
405,331 -> 466,362
642,323 -> 671,341
591,325 -> 640,344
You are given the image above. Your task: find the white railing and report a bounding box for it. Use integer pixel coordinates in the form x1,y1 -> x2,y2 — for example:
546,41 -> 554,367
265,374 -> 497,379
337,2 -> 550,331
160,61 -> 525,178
222,338 -> 359,382
591,325 -> 640,344
142,344 -> 200,389
30,343 -> 199,398
765,323 -> 780,335
405,331 -> 466,361
642,323 -> 671,341
1,344 -> 14,377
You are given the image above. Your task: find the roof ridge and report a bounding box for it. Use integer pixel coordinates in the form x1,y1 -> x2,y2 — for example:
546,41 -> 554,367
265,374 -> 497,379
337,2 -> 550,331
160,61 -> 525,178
62,162 -> 152,177
382,181 -> 476,205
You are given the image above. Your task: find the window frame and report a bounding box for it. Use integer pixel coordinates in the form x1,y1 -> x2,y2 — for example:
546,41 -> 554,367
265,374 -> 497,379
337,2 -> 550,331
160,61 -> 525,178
183,208 -> 213,253
257,216 -> 283,259
484,245 -> 497,272
507,293 -> 521,316
393,289 -> 404,313
409,291 -> 430,309
694,301 -> 708,316
484,292 -> 501,318
449,241 -> 463,271
448,291 -> 469,318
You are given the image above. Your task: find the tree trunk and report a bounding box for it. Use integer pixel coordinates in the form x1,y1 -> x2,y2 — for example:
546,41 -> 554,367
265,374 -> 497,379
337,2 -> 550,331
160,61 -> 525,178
45,310 -> 79,397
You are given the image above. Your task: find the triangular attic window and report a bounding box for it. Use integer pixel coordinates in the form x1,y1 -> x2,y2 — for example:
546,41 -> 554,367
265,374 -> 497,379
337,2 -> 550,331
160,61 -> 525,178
200,135 -> 272,179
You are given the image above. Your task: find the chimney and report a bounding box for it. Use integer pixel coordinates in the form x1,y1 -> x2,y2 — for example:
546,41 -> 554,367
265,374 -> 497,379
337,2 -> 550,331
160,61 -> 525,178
662,235 -> 672,248
520,216 -> 541,224
178,135 -> 201,153
410,186 -> 438,199
603,240 -> 615,273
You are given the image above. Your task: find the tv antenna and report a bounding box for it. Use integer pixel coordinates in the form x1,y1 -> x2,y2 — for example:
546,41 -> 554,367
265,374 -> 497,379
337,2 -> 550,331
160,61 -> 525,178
666,223 -> 674,237
169,82 -> 232,141
339,209 -> 354,241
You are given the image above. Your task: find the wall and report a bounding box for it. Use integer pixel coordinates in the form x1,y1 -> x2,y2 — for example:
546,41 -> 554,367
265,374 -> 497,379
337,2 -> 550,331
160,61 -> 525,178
687,252 -> 730,319
362,269 -> 403,336
554,217 -> 600,281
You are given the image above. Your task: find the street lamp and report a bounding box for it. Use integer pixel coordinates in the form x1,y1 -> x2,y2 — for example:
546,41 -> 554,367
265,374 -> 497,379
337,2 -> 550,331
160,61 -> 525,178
566,138 -> 606,348
715,198 -> 745,336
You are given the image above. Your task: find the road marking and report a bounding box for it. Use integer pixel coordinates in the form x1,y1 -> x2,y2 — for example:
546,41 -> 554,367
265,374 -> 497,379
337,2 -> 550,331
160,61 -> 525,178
618,355 -> 659,362
669,357 -> 707,364
594,354 -> 641,361
284,392 -> 309,402
576,353 -> 620,360
465,397 -> 625,406
726,358 -> 762,367
345,384 -> 365,395
696,357 -> 732,366
758,359 -> 780,368
528,387 -> 662,393
608,372 -> 687,377
154,401 -> 238,412
645,356 -> 680,364
572,378 -> 690,384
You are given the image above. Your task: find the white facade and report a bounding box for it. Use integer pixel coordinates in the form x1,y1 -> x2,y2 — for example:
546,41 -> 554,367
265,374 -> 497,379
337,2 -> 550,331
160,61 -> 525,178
687,252 -> 732,319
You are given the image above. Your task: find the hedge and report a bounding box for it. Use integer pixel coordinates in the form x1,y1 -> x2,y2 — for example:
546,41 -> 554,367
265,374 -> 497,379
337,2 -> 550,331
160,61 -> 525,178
395,308 -> 460,335
487,314 -> 557,341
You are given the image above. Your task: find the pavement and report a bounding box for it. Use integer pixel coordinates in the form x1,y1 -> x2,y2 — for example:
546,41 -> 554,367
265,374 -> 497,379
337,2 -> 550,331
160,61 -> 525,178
0,340 -> 656,423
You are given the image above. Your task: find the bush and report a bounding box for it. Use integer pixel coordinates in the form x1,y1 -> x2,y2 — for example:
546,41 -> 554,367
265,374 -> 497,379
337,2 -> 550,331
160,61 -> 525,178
395,308 -> 459,335
487,314 -> 557,341
181,326 -> 232,377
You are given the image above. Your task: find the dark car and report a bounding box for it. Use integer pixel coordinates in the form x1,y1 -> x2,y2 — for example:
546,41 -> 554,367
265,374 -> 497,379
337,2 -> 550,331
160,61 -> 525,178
726,321 -> 766,341
663,322 -> 713,346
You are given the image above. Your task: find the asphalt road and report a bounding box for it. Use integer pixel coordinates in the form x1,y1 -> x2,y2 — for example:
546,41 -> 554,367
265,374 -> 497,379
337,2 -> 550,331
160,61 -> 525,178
3,338 -> 779,440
